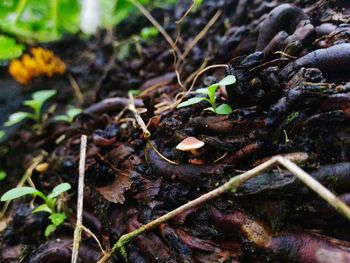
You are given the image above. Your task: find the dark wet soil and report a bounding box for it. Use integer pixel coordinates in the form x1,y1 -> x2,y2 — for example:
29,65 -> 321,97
2,0 -> 350,262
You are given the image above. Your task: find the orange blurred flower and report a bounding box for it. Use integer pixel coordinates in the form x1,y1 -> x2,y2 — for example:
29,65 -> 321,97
9,47 -> 66,85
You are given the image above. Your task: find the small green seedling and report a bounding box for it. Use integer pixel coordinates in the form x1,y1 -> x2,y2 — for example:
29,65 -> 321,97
4,90 -> 56,128
177,75 -> 236,115
53,107 -> 82,123
1,182 -> 71,237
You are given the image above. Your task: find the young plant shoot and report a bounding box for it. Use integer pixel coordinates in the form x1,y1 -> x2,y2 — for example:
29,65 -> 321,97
4,89 -> 56,128
1,182 -> 71,237
54,107 -> 82,123
177,75 -> 236,115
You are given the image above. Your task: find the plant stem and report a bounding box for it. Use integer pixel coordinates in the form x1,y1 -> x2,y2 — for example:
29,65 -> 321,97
36,192 -> 56,213
127,0 -> 182,59
71,135 -> 87,263
128,93 -> 150,139
14,0 -> 28,24
98,156 -> 350,262
275,156 -> 350,219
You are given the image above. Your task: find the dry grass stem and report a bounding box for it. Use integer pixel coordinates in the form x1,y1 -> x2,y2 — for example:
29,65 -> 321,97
98,156 -> 350,262
71,135 -> 87,263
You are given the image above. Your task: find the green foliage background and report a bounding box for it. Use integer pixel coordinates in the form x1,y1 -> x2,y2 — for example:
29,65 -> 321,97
0,0 -> 176,60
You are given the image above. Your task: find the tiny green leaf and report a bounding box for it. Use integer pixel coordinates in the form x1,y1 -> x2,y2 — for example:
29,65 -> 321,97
66,108 -> 82,119
207,84 -> 219,105
54,108 -> 82,123
24,100 -> 40,112
215,104 -> 233,115
45,224 -> 57,237
32,90 -> 57,104
32,204 -> 52,214
1,186 -> 40,201
218,75 -> 236,86
194,88 -> 209,95
0,170 -> 6,181
204,107 -> 215,112
4,112 -> 33,127
177,97 -> 206,108
49,212 -> 66,226
47,183 -> 71,199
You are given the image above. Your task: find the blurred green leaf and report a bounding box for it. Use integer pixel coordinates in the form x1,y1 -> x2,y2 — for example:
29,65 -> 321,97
195,88 -> 209,95
0,35 -> 25,60
44,224 -> 56,236
177,97 -> 206,108
49,212 -> 66,226
66,108 -> 81,119
32,203 -> 52,213
47,182 -> 71,199
215,103 -> 232,115
4,111 -> 34,127
207,84 -> 219,105
32,90 -> 57,104
58,0 -> 80,33
140,26 -> 158,40
24,100 -> 40,113
54,107 -> 81,123
1,186 -> 39,201
0,0 -> 175,43
218,75 -> 236,86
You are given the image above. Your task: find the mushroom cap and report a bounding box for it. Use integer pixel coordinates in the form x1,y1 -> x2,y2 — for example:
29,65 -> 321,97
176,136 -> 205,151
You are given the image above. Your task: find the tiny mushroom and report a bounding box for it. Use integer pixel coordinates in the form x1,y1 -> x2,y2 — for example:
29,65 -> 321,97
176,136 -> 205,156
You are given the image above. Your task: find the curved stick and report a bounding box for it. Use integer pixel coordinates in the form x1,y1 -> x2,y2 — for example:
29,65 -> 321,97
98,156 -> 350,262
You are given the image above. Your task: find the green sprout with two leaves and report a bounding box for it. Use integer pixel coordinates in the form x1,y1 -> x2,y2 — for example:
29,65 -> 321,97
177,75 -> 236,115
4,89 -> 56,129
53,106 -> 82,123
1,182 -> 71,236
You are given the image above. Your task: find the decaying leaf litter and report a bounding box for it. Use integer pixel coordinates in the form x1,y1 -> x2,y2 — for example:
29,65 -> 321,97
2,0 -> 350,262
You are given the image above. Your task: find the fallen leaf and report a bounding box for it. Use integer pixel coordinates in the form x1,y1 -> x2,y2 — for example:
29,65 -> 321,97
96,170 -> 132,204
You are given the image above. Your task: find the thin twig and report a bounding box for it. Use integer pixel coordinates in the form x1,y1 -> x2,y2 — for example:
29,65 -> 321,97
187,64 -> 229,94
181,10 -> 221,61
138,80 -> 173,98
128,93 -> 151,139
184,57 -> 210,86
128,0 -> 182,59
71,135 -> 87,263
81,225 -> 106,255
67,74 -> 84,105
98,156 -> 350,262
147,142 -> 178,165
172,49 -> 186,92
175,0 -> 195,24
275,156 -> 350,218
97,157 -> 276,263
